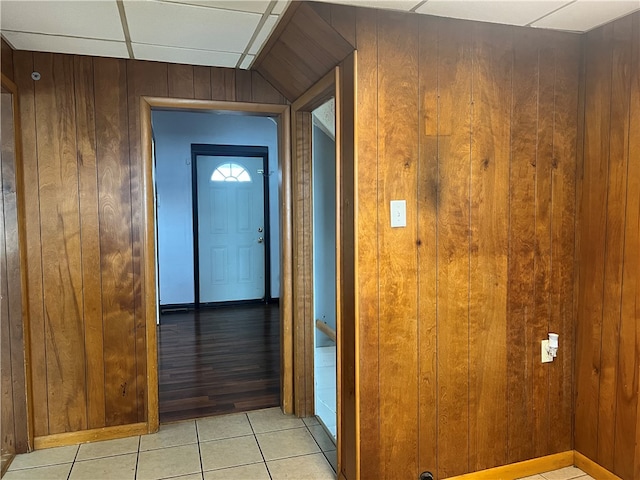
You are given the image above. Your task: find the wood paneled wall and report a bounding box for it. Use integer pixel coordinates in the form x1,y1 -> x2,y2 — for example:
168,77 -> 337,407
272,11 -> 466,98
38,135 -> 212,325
2,39 -> 14,81
575,13 -> 640,480
11,51 -> 286,439
254,2 -> 354,101
347,8 -> 581,479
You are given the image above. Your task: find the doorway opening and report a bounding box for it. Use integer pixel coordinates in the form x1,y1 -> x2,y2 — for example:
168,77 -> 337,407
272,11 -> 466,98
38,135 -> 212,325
143,102 -> 292,425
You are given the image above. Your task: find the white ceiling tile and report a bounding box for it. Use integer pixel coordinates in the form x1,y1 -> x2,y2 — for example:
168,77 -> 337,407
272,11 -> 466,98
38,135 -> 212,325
124,1 -> 261,52
157,0 -> 271,14
0,1 -> 125,41
416,0 -> 573,27
532,0 -> 640,32
272,0 -> 292,15
132,43 -> 241,67
248,15 -> 279,55
312,0 -> 422,11
2,31 -> 129,58
240,54 -> 255,69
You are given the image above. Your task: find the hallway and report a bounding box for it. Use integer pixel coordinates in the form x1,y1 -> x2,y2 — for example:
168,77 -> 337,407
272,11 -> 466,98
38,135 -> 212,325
158,304 -> 280,423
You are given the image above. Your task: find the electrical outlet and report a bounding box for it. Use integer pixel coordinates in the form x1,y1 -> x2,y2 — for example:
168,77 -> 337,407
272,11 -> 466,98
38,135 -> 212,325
541,339 -> 553,363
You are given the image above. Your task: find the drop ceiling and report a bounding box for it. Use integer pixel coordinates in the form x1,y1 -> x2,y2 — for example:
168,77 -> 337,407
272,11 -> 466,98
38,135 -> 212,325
1,0 -> 639,70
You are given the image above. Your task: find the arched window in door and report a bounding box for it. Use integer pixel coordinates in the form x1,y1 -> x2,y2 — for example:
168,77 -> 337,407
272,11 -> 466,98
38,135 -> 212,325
210,162 -> 252,182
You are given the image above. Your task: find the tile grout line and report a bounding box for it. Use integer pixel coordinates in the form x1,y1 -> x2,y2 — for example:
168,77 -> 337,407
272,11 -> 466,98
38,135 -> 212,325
303,420 -> 336,474
134,435 -> 141,480
194,420 -> 205,480
246,412 -> 273,480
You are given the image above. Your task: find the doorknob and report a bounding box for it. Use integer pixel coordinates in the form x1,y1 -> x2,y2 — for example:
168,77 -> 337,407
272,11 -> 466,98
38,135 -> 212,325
258,237 -> 264,243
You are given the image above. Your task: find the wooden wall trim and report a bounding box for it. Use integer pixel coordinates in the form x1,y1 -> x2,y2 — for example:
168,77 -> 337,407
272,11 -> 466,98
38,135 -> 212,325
574,451 -> 623,480
1,72 -> 33,454
139,97 -> 292,427
443,451 -> 574,480
34,422 -> 148,450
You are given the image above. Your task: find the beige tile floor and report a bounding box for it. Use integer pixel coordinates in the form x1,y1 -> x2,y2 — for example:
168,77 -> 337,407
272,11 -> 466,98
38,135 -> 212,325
3,409 -> 593,480
4,408 -> 336,480
518,466 -> 594,480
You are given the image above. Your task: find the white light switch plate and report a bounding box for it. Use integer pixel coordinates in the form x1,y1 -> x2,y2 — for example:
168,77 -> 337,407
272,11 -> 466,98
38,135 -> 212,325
390,200 -> 406,228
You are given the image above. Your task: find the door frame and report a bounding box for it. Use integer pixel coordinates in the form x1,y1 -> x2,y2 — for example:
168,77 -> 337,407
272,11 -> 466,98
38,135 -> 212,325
191,144 -> 271,306
140,99 -> 292,433
289,56 -> 357,480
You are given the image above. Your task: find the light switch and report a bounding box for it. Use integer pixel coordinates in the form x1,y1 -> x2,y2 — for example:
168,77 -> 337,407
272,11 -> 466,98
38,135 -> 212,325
390,200 -> 406,228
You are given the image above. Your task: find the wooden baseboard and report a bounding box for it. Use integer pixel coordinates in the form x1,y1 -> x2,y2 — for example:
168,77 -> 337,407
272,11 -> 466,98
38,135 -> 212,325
34,422 -> 149,450
443,451 -> 574,480
573,451 -> 622,480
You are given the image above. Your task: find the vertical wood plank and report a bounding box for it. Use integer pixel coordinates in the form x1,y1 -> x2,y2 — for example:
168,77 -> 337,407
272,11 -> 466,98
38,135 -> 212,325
211,68 -> 236,101
575,25 -> 612,461
235,69 -> 252,102
33,52 -> 87,434
354,8 -> 380,478
596,16 -> 632,471
1,39 -> 14,81
95,57 -> 137,426
468,23 -> 511,471
417,15 -> 438,477
533,36 -> 555,458
338,52 -> 357,480
126,59 -> 168,423
549,36 -> 580,455
13,51 -> 48,437
617,13 -> 640,480
167,64 -> 194,99
1,92 -> 17,457
330,5 -> 356,47
377,12 -> 419,479
507,28 -> 538,463
74,56 -> 106,430
251,71 -> 286,104
436,19 -> 472,478
193,66 -> 211,100
2,91 -> 29,454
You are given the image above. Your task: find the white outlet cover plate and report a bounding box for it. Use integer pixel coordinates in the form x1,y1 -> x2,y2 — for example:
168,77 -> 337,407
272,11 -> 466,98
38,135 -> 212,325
541,339 -> 553,363
390,200 -> 406,228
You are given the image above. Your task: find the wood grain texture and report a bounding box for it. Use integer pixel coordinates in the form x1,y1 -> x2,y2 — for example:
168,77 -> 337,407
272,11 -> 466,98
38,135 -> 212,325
624,15 -> 640,480
549,35 -> 580,456
468,22 -> 511,471
533,35 -> 554,459
1,39 -> 14,81
256,3 -> 354,101
34,52 -> 87,435
417,15 -> 439,478
575,12 -> 640,480
168,64 -> 194,99
436,18 -> 472,478
12,51 -> 287,441
13,51 -> 49,438
127,59 -> 168,424
507,28 -> 539,463
597,17 -> 632,472
337,53 -> 356,480
73,56 -> 105,431
575,24 -> 612,462
94,57 -> 138,427
354,8 -> 380,479
377,11 -> 420,479
349,10 -> 582,478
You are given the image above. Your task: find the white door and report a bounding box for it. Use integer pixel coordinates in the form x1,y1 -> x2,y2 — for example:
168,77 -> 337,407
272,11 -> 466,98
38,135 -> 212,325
196,155 -> 266,303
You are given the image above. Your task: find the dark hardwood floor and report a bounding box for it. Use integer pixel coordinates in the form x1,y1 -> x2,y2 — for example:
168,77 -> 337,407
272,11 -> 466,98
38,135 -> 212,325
158,303 -> 280,423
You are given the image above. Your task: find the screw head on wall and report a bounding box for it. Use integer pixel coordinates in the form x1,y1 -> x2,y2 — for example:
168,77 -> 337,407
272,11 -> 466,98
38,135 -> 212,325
31,72 -> 41,81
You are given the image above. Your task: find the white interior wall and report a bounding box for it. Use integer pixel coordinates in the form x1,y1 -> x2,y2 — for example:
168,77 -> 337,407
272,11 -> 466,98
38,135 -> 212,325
153,110 -> 280,305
